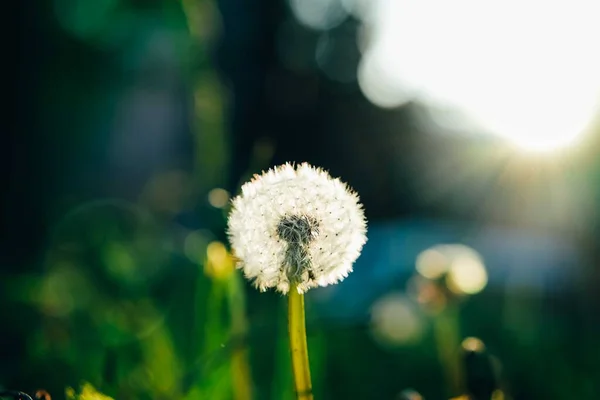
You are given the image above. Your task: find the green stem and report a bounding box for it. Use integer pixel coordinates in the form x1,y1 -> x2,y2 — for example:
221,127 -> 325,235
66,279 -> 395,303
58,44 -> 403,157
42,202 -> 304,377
227,272 -> 254,400
433,304 -> 464,397
288,283 -> 314,400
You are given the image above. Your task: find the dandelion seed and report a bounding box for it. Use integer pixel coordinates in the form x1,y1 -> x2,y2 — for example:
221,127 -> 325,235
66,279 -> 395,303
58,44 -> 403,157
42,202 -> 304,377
227,162 -> 367,294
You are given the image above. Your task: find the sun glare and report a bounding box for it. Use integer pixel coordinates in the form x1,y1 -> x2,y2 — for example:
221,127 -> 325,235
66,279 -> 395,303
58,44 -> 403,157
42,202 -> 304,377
504,131 -> 582,153
358,0 -> 600,151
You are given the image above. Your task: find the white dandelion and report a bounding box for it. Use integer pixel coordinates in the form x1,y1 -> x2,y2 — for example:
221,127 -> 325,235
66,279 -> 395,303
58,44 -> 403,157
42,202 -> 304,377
227,162 -> 367,294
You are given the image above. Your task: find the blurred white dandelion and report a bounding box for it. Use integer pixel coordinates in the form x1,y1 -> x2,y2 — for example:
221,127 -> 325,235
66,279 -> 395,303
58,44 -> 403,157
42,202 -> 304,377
227,162 -> 367,294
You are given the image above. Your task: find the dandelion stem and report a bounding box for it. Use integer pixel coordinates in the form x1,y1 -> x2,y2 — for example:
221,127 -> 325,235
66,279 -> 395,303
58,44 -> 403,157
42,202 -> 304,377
433,304 -> 464,397
288,282 -> 314,400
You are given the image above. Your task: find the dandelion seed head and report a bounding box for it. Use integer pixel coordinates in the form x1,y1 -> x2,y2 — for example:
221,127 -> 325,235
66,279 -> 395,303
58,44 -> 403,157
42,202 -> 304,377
227,163 -> 367,294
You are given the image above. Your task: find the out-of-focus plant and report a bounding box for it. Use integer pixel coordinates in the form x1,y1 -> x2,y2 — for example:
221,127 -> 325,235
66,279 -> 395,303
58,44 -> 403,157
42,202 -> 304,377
189,240 -> 253,400
397,337 -> 510,400
408,244 -> 488,398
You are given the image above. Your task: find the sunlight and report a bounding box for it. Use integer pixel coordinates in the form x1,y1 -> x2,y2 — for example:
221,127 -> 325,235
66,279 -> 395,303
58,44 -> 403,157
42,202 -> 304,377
358,0 -> 600,151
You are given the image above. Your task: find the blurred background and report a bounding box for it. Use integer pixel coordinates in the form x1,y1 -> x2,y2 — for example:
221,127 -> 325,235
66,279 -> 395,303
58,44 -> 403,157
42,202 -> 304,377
4,0 -> 600,399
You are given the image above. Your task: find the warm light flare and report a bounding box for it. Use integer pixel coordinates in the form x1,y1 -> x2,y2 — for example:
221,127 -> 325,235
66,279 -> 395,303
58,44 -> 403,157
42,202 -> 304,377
358,0 -> 600,151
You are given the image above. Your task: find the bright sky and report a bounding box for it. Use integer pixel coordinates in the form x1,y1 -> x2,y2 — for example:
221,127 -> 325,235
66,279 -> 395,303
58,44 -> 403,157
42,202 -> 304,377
357,0 -> 600,151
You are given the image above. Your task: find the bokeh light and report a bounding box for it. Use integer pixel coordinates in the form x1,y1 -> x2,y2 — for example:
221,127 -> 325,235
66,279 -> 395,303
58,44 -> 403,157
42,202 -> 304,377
288,0 -> 347,31
340,0 -> 376,22
461,336 -> 486,353
416,247 -> 450,280
208,188 -> 230,208
415,244 -> 488,296
446,254 -> 488,295
358,0 -> 600,151
370,293 -> 424,347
